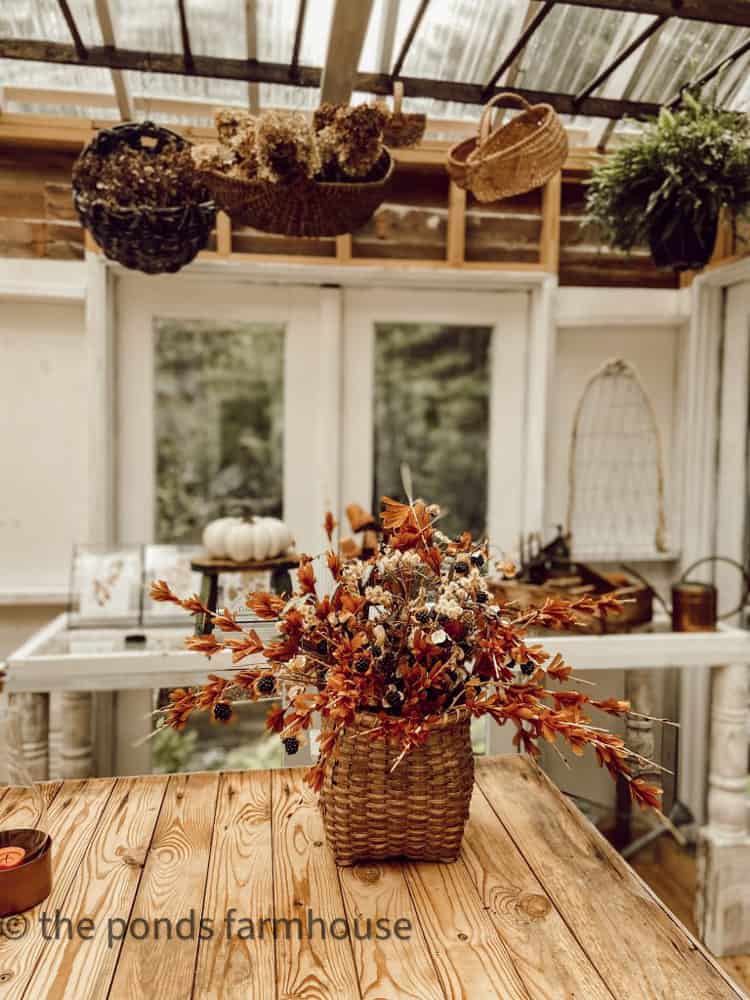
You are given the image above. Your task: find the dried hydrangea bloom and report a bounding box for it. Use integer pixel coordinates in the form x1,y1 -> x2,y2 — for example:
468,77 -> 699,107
325,104 -> 387,178
192,143 -> 237,173
255,110 -> 321,184
215,108 -> 254,145
313,102 -> 339,133
74,138 -> 206,209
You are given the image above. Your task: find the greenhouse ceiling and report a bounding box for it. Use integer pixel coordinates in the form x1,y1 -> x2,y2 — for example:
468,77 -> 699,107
1,0 -> 750,149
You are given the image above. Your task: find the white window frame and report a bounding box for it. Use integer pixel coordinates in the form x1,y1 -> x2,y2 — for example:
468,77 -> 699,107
340,286 -> 531,556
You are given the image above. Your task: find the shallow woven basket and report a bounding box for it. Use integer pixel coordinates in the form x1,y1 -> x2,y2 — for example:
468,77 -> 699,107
319,709 -> 474,867
73,121 -> 216,275
447,92 -> 568,202
383,81 -> 426,149
197,151 -> 394,237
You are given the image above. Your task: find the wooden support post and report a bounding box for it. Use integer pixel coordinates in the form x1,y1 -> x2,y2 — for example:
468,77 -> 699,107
540,171 -> 561,273
48,691 -> 63,780
216,211 -> 231,256
447,182 -> 466,266
59,692 -> 94,779
9,693 -> 49,781
696,662 -> 750,955
320,0 -> 376,105
336,233 -> 352,263
245,0 -> 260,112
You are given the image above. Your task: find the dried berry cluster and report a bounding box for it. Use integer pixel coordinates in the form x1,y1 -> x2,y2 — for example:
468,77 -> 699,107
192,104 -> 388,186
74,139 -> 207,209
151,497 -> 663,809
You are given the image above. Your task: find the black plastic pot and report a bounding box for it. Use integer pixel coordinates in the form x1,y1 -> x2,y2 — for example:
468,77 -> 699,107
648,211 -> 719,272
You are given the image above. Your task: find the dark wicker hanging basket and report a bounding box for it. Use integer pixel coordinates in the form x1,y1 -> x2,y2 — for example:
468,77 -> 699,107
73,121 -> 216,275
197,150 -> 395,238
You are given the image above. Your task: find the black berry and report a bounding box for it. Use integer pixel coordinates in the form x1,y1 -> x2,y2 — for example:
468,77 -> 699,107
415,609 -> 430,623
520,661 -> 535,676
316,639 -> 328,654
384,687 -> 404,710
355,658 -> 370,674
213,702 -> 232,722
283,737 -> 300,755
476,591 -> 489,604
454,560 -> 470,575
257,675 -> 275,695
371,644 -> 383,657
471,552 -> 485,567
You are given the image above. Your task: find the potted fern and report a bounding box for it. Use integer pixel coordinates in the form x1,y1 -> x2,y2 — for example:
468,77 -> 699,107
585,92 -> 750,271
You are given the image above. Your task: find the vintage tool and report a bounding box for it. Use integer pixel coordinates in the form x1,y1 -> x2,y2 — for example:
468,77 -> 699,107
491,527 -> 653,634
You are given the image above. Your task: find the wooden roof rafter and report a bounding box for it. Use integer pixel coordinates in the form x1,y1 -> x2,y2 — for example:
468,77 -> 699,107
93,0 -> 132,121
3,0 -> 750,134
558,0 -> 750,30
483,2 -> 555,99
56,0 -> 88,60
320,0 -> 376,104
0,38 -> 664,121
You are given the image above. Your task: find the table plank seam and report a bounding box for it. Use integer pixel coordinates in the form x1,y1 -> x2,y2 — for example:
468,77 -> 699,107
186,770 -> 224,1000
468,777 -> 619,1000
14,778 -> 119,1000
474,764 -> 632,1000
476,757 -> 744,1000
352,861 -> 449,1000
333,867 -> 366,1000
102,775 -> 172,1000
525,760 -> 748,998
268,770 -> 280,1000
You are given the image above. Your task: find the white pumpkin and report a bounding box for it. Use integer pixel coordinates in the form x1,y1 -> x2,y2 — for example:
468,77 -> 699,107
261,517 -> 294,555
202,516 -> 242,559
226,518 -> 274,562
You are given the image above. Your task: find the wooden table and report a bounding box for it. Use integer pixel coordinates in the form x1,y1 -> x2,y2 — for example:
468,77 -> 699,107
0,756 -> 744,1000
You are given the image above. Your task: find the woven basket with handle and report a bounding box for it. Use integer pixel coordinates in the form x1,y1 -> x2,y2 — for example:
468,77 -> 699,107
319,708 -> 474,867
447,93 -> 568,202
197,150 -> 394,237
73,122 -> 215,275
383,81 -> 426,149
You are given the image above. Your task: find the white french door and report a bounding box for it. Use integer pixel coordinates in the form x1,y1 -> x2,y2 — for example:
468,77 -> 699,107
115,273 -> 325,555
114,277 -> 533,560
341,287 -> 531,556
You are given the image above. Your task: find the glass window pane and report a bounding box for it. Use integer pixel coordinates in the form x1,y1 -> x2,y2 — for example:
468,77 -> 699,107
154,318 -> 284,543
372,322 -> 491,538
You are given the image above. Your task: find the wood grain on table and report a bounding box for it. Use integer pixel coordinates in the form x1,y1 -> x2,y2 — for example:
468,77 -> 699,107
0,756 -> 744,1000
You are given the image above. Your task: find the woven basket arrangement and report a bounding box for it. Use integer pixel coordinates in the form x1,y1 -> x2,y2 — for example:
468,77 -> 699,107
447,93 -> 568,202
197,150 -> 395,237
319,709 -> 475,866
383,81 -> 426,148
73,122 -> 216,275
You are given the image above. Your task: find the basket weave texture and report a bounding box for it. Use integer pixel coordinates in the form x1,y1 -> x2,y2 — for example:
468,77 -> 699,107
319,709 -> 475,866
447,93 -> 568,202
197,151 -> 394,237
73,122 -> 216,275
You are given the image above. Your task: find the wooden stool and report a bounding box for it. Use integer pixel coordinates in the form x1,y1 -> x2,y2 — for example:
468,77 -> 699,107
189,555 -> 299,634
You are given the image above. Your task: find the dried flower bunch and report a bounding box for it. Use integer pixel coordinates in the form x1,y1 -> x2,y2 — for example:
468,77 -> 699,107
73,138 -> 206,210
193,104 -> 389,186
151,498 -> 664,808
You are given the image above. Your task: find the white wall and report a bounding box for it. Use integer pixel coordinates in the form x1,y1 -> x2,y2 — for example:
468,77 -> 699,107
541,287 -> 685,807
0,276 -> 88,600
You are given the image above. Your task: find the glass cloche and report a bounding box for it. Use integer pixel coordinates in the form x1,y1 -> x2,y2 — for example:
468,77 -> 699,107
0,702 -> 52,916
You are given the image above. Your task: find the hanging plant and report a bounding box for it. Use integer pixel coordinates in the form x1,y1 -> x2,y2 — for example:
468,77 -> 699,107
73,121 -> 215,274
192,105 -> 394,238
584,92 -> 750,271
